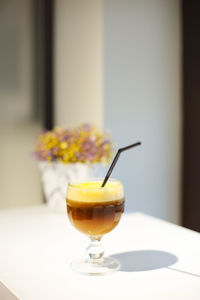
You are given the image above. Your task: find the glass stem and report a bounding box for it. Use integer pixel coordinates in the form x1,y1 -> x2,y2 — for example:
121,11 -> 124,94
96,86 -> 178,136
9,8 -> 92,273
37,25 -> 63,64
86,237 -> 104,262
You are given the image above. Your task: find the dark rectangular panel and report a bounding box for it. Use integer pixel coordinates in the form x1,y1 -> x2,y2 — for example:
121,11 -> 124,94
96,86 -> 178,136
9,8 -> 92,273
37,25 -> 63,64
33,0 -> 54,129
182,0 -> 200,231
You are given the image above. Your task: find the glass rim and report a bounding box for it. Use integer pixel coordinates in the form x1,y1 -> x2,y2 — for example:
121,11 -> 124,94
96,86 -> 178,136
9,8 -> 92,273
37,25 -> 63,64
68,178 -> 123,190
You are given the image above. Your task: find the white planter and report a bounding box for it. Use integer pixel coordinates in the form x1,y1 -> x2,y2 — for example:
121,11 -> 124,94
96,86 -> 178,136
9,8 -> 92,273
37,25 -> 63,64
38,161 -> 107,212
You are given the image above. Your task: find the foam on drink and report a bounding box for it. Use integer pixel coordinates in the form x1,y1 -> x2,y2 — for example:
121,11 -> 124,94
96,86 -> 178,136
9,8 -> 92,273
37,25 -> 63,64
67,181 -> 124,202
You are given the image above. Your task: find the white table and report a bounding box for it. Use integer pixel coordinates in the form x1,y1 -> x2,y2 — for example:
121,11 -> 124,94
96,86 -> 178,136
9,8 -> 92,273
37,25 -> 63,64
0,205 -> 200,300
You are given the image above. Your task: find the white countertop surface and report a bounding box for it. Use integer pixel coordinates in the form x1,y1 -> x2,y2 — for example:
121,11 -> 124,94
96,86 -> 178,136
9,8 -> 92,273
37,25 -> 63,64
0,205 -> 200,300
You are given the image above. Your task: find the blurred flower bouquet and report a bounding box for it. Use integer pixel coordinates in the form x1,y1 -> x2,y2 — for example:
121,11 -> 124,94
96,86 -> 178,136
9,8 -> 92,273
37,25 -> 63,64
34,124 -> 113,212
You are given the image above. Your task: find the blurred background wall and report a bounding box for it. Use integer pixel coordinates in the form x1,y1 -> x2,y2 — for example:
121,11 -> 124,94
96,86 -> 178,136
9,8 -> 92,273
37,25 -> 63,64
0,0 -> 42,209
0,0 -> 182,225
103,0 -> 181,223
54,0 -> 103,127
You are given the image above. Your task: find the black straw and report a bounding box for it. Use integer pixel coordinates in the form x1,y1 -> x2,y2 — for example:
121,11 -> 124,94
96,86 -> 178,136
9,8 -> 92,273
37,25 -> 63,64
101,142 -> 141,187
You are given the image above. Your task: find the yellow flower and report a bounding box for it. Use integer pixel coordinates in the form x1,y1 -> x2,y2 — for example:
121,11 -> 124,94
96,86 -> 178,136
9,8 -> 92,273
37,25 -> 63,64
59,142 -> 68,150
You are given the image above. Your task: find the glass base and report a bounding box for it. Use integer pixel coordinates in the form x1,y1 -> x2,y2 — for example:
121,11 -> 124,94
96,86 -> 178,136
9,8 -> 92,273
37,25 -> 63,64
71,257 -> 120,276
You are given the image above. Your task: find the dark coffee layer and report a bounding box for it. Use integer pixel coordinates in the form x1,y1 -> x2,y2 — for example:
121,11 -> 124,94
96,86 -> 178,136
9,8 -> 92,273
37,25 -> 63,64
67,198 -> 124,237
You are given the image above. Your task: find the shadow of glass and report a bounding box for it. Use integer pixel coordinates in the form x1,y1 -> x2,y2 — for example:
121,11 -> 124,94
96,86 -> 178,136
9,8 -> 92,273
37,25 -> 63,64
112,250 -> 178,272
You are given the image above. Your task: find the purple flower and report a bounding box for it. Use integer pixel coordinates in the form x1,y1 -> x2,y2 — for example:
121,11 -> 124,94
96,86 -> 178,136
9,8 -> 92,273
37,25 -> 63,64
81,123 -> 91,132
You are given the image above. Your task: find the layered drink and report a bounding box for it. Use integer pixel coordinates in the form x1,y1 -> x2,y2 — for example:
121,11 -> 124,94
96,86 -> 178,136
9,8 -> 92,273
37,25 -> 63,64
67,179 -> 124,238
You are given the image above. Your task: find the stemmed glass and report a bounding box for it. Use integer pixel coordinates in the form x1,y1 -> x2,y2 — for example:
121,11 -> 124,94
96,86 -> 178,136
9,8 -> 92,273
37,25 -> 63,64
66,178 -> 124,275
